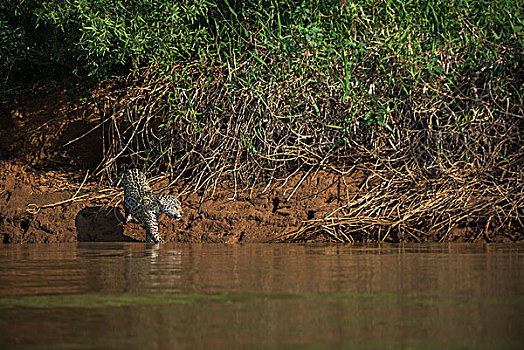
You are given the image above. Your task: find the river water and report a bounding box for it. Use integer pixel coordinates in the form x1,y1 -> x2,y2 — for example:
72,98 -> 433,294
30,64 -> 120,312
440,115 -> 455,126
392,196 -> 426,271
0,243 -> 522,349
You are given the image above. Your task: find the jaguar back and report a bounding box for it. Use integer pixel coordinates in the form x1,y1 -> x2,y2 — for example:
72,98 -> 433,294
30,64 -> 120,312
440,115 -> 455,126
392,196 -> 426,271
123,169 -> 151,197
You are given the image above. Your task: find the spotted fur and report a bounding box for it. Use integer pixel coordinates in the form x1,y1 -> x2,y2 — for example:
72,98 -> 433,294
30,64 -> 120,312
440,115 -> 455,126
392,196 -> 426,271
122,169 -> 182,243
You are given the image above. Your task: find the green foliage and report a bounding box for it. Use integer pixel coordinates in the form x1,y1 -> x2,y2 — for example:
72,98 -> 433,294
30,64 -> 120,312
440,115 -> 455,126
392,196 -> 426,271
1,0 -> 522,173
1,0 -> 521,86
0,17 -> 21,84
1,0 -> 213,81
2,0 -> 522,83
36,0 -> 211,77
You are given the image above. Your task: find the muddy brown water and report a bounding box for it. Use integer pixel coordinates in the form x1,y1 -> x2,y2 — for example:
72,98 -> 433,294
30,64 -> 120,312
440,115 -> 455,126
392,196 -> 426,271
0,243 -> 522,349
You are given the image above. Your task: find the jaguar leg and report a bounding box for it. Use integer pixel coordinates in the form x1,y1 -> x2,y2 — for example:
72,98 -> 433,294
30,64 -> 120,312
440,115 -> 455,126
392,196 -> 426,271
144,212 -> 163,243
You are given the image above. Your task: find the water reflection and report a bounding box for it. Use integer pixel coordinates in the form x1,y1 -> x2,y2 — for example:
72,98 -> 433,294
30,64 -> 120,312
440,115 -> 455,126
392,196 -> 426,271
0,243 -> 522,296
0,243 -> 522,350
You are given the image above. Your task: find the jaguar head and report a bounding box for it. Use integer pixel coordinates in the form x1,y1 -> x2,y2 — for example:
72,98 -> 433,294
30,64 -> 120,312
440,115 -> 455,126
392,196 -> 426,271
158,194 -> 183,220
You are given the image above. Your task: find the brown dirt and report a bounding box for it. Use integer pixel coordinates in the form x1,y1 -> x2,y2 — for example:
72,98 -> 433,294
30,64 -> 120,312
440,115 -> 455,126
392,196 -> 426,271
0,90 -> 517,244
0,160 -> 364,244
0,90 -> 367,243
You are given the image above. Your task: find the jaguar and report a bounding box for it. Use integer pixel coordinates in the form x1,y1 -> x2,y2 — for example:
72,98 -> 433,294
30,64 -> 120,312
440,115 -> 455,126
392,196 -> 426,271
122,169 -> 183,243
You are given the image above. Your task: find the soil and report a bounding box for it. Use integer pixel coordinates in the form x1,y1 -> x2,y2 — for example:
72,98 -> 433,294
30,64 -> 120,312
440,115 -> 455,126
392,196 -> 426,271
0,90 -> 366,244
1,160 -> 362,244
0,89 -> 517,244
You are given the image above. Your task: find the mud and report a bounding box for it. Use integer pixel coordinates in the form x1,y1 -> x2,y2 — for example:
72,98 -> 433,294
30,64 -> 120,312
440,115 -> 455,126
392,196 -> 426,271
0,89 -> 364,243
0,90 -> 515,244
1,159 -> 364,243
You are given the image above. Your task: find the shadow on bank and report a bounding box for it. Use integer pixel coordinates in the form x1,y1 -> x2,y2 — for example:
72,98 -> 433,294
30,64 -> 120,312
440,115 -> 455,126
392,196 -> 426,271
75,206 -> 139,242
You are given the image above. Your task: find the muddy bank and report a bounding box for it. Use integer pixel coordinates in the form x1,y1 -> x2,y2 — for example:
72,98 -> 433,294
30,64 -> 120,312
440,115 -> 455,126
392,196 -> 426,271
0,92 -> 355,243
2,159 -> 518,244
1,91 -> 521,244
0,160 -> 365,243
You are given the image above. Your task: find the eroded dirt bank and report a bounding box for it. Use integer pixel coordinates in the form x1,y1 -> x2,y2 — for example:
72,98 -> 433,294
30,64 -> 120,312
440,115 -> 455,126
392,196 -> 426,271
0,91 -> 521,244
0,91 -> 359,244
0,91 -> 359,243
0,160 -> 367,243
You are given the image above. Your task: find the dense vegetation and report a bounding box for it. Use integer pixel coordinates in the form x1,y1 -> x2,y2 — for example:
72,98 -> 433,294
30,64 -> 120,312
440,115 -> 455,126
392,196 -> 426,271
2,1 -> 522,80
2,0 -> 523,241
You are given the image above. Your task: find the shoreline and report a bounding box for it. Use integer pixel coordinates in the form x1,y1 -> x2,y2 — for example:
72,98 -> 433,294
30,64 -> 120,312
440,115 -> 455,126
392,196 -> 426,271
1,160 -> 519,244
1,84 -> 522,244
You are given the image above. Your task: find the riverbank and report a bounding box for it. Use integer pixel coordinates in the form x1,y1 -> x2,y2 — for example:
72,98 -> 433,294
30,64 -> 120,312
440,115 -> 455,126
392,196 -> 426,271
1,90 -> 521,243
1,1 -> 522,243
0,160 -> 369,244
